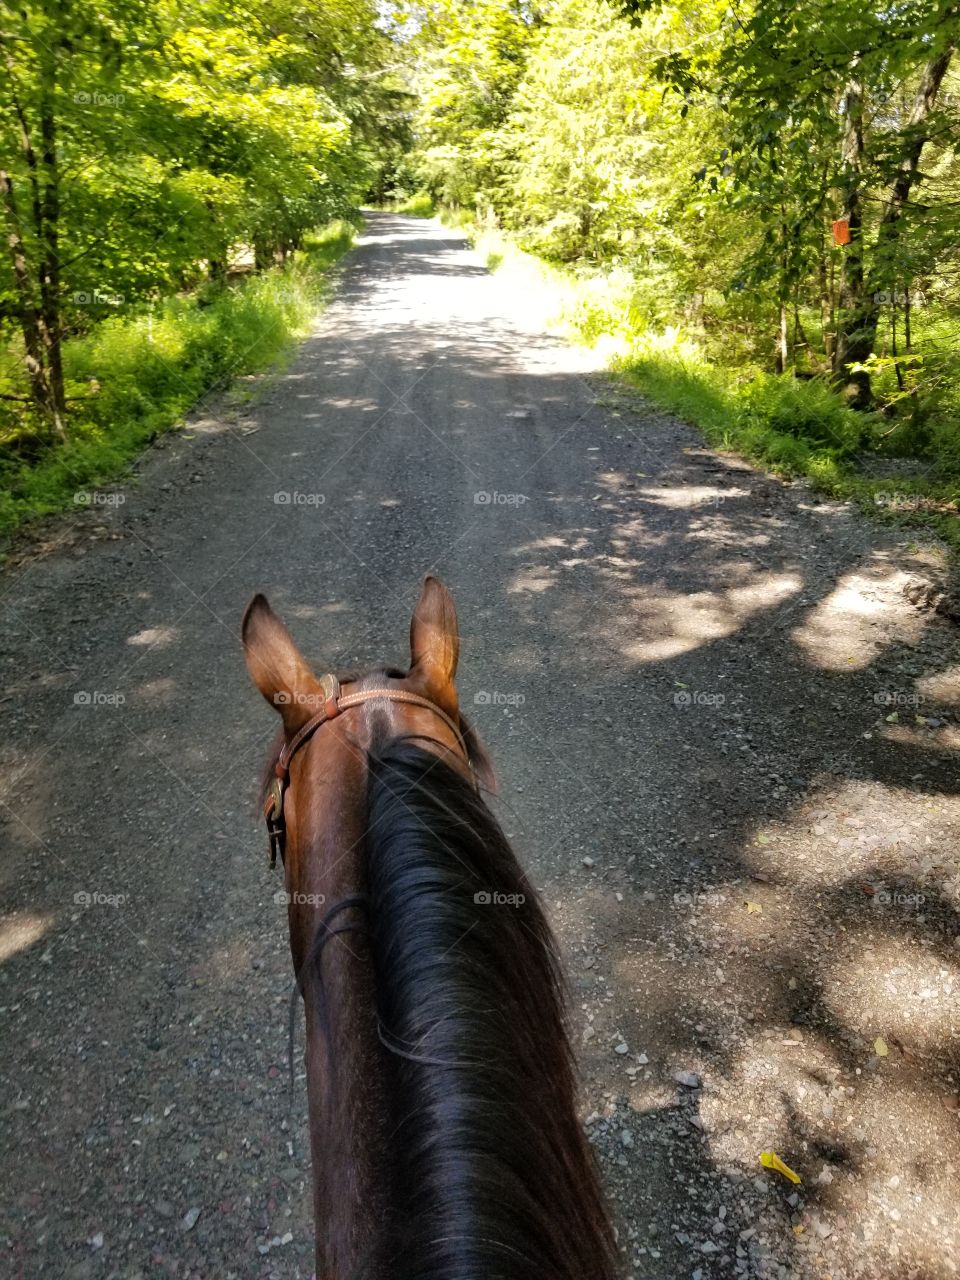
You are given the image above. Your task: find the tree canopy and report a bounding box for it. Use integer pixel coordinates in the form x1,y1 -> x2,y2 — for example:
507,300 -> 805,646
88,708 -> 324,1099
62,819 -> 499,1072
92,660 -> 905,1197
397,0 -> 960,420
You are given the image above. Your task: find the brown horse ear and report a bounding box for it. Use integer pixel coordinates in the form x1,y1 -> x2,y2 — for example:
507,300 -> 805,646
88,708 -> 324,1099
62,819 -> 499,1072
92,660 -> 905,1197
242,594 -> 324,734
409,575 -> 459,697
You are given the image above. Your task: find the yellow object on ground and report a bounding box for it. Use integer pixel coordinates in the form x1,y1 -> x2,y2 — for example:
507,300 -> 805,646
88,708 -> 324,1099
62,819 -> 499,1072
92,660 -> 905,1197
759,1151 -> 802,1184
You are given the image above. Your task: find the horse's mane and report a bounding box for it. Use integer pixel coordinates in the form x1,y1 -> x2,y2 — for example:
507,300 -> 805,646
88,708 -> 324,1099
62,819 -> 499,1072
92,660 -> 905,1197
346,737 -> 620,1280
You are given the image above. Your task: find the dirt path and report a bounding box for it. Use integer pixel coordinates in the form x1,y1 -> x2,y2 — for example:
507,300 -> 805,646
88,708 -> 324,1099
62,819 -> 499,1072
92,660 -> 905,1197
1,213 -> 959,1279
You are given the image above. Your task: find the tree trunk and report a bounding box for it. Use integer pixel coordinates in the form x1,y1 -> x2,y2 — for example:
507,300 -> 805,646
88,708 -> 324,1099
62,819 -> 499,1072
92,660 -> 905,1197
2,50 -> 66,437
254,237 -> 271,272
818,243 -> 834,363
775,297 -> 788,374
0,168 -> 62,434
835,26 -> 957,406
38,66 -> 66,427
833,69 -> 870,405
891,297 -> 904,392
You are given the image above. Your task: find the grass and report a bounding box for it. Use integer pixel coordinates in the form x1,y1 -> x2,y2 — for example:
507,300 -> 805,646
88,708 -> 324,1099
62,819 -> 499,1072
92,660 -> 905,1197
621,348 -> 960,554
392,191 -> 435,217
0,220 -> 355,540
443,210 -> 959,556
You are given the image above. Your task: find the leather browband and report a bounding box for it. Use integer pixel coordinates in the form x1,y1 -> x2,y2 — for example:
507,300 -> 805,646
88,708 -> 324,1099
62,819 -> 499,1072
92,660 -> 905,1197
263,674 -> 469,867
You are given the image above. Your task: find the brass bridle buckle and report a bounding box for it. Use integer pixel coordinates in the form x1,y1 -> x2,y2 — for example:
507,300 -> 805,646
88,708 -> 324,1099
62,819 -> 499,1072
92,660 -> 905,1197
265,776 -> 285,868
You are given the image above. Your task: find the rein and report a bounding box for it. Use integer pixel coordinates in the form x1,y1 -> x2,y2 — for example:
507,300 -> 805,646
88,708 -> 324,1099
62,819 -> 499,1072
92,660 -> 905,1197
263,673 -> 468,867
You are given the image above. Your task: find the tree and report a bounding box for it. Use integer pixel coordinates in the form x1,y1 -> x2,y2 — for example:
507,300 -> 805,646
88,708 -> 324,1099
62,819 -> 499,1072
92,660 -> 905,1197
0,0 -> 397,434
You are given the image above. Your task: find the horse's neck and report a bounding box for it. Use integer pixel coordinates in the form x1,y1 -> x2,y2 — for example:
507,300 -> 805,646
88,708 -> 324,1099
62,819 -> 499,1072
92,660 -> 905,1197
303,908 -> 387,1280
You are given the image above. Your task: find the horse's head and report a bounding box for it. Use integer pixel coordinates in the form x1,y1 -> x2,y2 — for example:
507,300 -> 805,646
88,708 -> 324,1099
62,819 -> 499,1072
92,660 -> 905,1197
242,575 -> 493,964
242,576 -> 618,1280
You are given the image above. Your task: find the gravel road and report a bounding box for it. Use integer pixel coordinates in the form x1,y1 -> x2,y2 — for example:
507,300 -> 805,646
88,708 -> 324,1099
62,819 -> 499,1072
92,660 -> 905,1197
2,212 -> 959,1279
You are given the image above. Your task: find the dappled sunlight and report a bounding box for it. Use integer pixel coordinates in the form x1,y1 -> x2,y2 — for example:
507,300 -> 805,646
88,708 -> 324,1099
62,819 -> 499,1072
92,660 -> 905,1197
881,721 -> 960,755
620,573 -> 801,661
792,560 -> 926,671
701,1050 -> 960,1261
0,911 -> 52,963
126,624 -> 178,649
508,566 -> 558,594
737,778 -> 960,898
686,522 -> 775,549
204,934 -> 263,983
916,664 -> 960,708
3,199 -> 958,1280
134,676 -> 177,705
821,939 -> 959,1053
319,396 -> 380,410
637,484 -> 751,509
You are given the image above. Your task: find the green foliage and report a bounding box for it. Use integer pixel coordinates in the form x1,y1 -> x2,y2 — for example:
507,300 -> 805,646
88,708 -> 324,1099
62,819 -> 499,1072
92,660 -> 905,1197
624,342 -> 959,550
466,212 -> 958,546
406,0 -> 960,546
399,0 -> 537,207
0,0 -> 400,445
738,375 -> 866,455
395,191 -> 437,216
0,223 -> 354,536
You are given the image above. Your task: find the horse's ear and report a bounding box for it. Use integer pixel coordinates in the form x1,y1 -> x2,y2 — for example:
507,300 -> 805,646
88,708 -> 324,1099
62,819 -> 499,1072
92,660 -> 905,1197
242,594 -> 323,734
409,575 -> 459,695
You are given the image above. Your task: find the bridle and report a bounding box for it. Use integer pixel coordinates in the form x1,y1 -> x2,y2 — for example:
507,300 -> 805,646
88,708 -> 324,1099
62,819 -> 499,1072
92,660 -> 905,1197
263,672 -> 469,867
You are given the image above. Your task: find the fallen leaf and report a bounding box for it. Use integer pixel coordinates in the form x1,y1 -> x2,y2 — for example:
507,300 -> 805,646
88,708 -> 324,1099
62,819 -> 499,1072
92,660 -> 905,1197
759,1150 -> 802,1184
874,1037 -> 889,1057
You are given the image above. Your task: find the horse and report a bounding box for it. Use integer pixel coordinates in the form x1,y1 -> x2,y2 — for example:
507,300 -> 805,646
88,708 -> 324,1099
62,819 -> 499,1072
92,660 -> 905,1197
242,575 -> 620,1280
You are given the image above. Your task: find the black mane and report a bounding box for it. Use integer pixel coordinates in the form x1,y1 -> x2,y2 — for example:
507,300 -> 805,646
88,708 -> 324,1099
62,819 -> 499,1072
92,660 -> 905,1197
353,738 -> 619,1280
